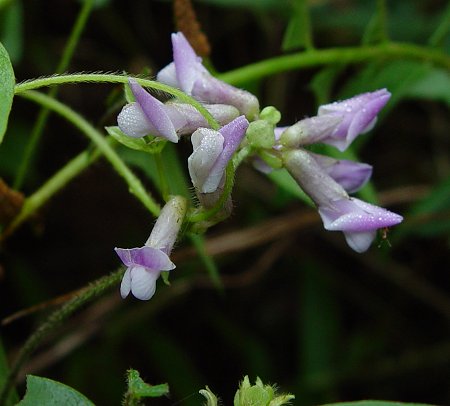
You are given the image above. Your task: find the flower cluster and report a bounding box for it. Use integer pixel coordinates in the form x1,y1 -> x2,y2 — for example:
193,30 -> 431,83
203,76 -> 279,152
115,32 -> 403,300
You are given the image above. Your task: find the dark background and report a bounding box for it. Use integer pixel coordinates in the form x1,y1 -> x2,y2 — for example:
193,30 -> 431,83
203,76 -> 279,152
1,0 -> 449,404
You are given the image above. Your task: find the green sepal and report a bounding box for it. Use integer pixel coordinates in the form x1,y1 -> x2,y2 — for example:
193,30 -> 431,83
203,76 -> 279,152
105,126 -> 167,154
126,369 -> 169,399
199,386 -> 219,406
259,149 -> 283,170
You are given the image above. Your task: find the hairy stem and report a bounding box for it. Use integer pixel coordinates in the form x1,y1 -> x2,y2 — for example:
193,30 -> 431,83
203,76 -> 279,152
14,74 -> 220,130
0,269 -> 124,404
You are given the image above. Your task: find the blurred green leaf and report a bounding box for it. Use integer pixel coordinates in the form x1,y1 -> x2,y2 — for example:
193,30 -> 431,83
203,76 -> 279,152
320,401 -> 435,406
267,169 -> 314,207
0,40 -> 15,145
188,233 -> 223,291
362,0 -> 388,45
397,175 -> 450,239
282,0 -> 313,51
0,0 -> 23,63
310,65 -> 345,106
18,375 -> 94,406
298,261 -> 340,396
115,134 -> 190,198
404,67 -> 450,106
126,369 -> 169,398
138,329 -> 204,406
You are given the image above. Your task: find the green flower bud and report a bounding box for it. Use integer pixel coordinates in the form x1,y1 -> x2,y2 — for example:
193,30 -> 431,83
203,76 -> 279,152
260,106 -> 282,126
234,376 -> 295,406
247,120 -> 275,149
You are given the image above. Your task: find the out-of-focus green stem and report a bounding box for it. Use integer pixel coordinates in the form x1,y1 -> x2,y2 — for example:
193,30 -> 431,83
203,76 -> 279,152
1,145 -> 102,241
14,74 -> 220,130
14,0 -> 95,189
19,90 -> 161,216
218,42 -> 450,86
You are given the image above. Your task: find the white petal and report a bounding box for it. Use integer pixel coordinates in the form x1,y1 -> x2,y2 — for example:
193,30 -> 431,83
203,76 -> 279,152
188,129 -> 224,191
343,231 -> 376,253
117,103 -> 153,138
120,268 -> 132,298
130,266 -> 160,301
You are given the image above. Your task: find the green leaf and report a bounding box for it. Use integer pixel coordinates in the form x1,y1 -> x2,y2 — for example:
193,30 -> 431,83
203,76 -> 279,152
126,369 -> 169,398
0,0 -> 24,63
404,67 -> 450,106
310,65 -> 345,106
0,40 -> 15,144
282,0 -> 313,51
105,126 -> 167,154
0,336 -> 19,406
320,401 -> 435,406
18,375 -> 94,406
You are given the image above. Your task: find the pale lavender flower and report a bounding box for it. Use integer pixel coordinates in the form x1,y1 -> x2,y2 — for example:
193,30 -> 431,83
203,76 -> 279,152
279,89 -> 391,151
188,115 -> 249,194
283,149 -> 402,252
318,89 -> 391,151
117,79 -> 239,142
157,32 -> 260,120
309,153 -> 372,194
115,196 -> 186,300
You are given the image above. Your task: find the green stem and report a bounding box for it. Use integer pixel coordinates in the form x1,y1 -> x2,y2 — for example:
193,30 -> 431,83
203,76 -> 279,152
14,0 -> 95,189
14,74 -> 220,130
19,90 -> 161,217
1,145 -> 102,241
155,153 -> 170,202
218,42 -> 450,86
0,268 -> 124,405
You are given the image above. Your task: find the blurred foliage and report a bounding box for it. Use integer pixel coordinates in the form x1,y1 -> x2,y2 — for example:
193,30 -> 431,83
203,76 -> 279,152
0,0 -> 449,405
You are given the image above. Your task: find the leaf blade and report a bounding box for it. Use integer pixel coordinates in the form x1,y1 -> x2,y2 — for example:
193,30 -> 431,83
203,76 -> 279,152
0,40 -> 15,144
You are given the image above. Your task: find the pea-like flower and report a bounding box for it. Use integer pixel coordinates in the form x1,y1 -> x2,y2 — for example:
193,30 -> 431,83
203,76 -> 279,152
280,89 -> 391,151
283,149 -> 402,252
157,32 -> 260,120
115,196 -> 186,300
117,79 -> 239,142
188,115 -> 249,194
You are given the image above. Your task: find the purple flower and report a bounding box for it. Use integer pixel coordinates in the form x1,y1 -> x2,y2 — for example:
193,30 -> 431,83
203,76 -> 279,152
318,89 -> 391,151
157,32 -> 260,120
282,149 -> 402,252
319,197 -> 403,253
188,115 -> 249,194
279,89 -> 391,151
117,79 -> 239,142
115,196 -> 186,300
